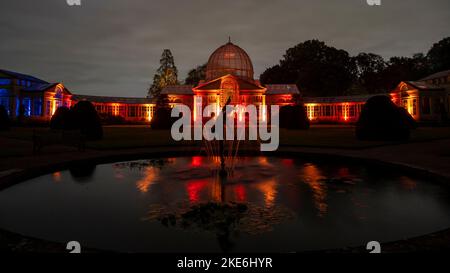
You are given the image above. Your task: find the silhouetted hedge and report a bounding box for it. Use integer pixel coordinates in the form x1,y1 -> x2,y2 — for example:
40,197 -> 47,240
151,94 -> 176,129
279,105 -> 310,130
151,107 -> 174,129
71,101 -> 103,140
0,105 -> 10,131
50,106 -> 72,130
99,113 -> 126,125
356,95 -> 416,141
398,107 -> 418,130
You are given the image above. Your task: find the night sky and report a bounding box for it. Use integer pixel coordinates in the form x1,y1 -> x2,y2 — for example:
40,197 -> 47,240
1,0 -> 449,97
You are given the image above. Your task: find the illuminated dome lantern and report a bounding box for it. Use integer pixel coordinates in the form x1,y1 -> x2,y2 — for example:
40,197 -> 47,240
205,40 -> 254,82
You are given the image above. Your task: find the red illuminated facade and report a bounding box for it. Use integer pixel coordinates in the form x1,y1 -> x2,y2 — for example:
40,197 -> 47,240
2,44 -> 449,125
161,41 -> 299,122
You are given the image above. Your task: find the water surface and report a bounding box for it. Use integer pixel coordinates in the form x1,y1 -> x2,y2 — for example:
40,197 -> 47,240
0,156 -> 449,252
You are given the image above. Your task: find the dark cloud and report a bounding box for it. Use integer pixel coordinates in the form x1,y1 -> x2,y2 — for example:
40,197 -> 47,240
1,0 -> 449,97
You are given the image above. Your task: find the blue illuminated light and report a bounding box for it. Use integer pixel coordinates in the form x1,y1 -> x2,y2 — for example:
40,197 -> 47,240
0,97 -> 10,115
23,97 -> 31,116
33,98 -> 42,116
16,98 -> 20,116
0,79 -> 12,85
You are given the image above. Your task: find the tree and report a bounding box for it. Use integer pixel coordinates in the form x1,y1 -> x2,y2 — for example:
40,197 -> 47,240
381,54 -> 430,90
260,40 -> 357,97
148,49 -> 179,98
427,37 -> 450,73
260,65 -> 295,86
185,64 -> 207,86
353,53 -> 387,94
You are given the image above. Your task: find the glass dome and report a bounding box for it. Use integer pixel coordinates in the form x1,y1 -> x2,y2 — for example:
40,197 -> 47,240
205,41 -> 254,82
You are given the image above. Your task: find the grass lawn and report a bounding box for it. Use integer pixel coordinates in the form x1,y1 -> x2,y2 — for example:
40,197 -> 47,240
280,125 -> 450,149
1,125 -> 450,156
86,126 -> 194,150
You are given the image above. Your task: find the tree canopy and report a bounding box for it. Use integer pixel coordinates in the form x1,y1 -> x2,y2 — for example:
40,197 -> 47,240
261,40 -> 357,97
427,37 -> 450,73
185,63 -> 206,86
260,37 -> 449,97
148,49 -> 179,98
353,53 -> 387,94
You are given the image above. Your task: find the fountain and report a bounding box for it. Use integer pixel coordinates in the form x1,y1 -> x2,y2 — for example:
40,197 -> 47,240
203,96 -> 245,180
218,97 -> 231,178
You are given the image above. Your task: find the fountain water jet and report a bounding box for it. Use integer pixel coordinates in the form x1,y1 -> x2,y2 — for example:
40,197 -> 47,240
203,96 -> 249,180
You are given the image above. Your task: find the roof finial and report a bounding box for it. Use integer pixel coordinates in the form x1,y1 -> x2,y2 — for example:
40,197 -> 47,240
228,36 -> 231,43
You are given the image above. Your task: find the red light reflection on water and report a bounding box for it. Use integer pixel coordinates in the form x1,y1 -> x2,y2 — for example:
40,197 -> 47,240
136,168 -> 158,193
303,164 -> 328,216
281,159 -> 294,167
337,167 -> 350,177
186,180 -> 208,203
234,185 -> 247,202
52,172 -> 61,183
191,156 -> 203,167
400,176 -> 417,190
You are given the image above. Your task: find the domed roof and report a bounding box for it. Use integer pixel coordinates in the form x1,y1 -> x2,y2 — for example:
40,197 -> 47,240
205,41 -> 254,82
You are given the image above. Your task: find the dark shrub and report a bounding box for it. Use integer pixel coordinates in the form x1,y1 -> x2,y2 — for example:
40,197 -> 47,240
398,107 -> 418,130
151,94 -> 175,129
151,107 -> 174,129
0,105 -> 9,130
50,106 -> 72,130
356,95 -> 416,141
71,101 -> 103,140
99,113 -> 126,125
279,105 -> 310,130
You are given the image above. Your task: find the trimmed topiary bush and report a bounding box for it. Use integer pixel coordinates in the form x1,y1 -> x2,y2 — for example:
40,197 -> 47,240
398,107 -> 418,130
0,105 -> 10,131
50,106 -> 72,130
279,105 -> 310,130
356,95 -> 416,141
151,94 -> 176,129
151,107 -> 173,129
70,101 -> 103,140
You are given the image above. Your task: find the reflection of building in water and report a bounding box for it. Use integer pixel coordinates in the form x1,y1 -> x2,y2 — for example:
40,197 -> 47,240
186,180 -> 209,203
337,167 -> 350,178
136,167 -> 159,193
399,176 -> 417,191
211,177 -> 224,203
255,179 -> 278,208
302,163 -> 328,217
234,185 -> 247,202
211,179 -> 248,203
257,156 -> 272,167
52,172 -> 61,183
281,158 -> 294,167
191,156 -> 203,167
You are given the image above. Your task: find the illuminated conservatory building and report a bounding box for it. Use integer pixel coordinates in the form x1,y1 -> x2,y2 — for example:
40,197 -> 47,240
161,41 -> 300,121
1,42 -> 449,124
0,69 -> 154,122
